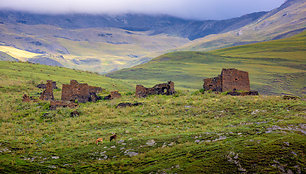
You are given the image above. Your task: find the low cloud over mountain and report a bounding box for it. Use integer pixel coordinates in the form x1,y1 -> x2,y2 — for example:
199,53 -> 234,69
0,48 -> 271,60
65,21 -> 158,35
0,0 -> 285,20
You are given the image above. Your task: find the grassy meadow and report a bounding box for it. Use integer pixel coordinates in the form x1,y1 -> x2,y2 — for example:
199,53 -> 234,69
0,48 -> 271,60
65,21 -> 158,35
108,31 -> 306,96
0,61 -> 305,173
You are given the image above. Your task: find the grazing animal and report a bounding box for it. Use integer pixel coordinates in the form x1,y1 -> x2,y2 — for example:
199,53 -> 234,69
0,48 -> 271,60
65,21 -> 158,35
110,133 -> 117,142
96,138 -> 103,145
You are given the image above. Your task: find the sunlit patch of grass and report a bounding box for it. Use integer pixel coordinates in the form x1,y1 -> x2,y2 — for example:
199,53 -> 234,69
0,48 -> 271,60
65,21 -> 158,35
0,46 -> 42,61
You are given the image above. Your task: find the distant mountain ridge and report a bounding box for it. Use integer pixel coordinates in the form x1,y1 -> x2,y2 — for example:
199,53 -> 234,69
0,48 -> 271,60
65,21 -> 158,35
0,10 -> 267,40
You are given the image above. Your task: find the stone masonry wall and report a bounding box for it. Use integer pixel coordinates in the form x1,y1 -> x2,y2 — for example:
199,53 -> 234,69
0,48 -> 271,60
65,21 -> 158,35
39,80 -> 54,100
136,81 -> 175,98
221,69 -> 250,92
61,80 -> 102,103
203,69 -> 251,92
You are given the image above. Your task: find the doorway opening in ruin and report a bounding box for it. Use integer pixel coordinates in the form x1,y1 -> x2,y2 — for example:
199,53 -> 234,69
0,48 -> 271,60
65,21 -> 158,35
163,88 -> 167,94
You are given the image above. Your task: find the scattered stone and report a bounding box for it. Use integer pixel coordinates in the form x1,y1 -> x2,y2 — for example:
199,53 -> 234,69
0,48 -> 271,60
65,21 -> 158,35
51,156 -> 59,159
118,140 -> 125,144
104,91 -> 122,100
227,91 -> 259,96
22,94 -> 32,102
136,81 -> 175,98
213,136 -> 227,142
284,142 -> 290,146
70,110 -> 80,117
111,146 -> 116,148
50,100 -> 78,110
124,149 -> 139,157
251,110 -> 260,115
283,95 -> 300,100
168,142 -> 175,146
116,102 -> 143,108
227,152 -> 246,172
146,139 -> 156,146
126,151 -> 138,157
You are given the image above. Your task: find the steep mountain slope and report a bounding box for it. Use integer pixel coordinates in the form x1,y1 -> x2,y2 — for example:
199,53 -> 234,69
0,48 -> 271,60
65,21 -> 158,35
107,31 -> 306,96
0,11 -> 266,73
182,0 -> 306,51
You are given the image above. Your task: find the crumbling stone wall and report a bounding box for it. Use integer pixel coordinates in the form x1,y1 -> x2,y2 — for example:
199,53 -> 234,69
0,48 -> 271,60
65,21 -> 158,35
37,81 -> 57,89
50,100 -> 78,110
61,80 -> 102,103
40,80 -> 54,100
203,75 -> 222,92
203,69 -> 250,92
22,94 -> 31,102
104,91 -> 122,100
136,81 -> 175,98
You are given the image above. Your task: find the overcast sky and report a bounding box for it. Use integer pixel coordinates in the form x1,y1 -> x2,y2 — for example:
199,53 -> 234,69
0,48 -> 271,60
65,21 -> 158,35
0,0 -> 286,20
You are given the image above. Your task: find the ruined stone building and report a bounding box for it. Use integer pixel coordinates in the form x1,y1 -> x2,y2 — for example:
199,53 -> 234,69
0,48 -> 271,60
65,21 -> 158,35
104,91 -> 122,100
40,80 -> 55,100
204,69 -> 251,92
61,80 -> 102,103
136,81 -> 175,98
37,81 -> 58,89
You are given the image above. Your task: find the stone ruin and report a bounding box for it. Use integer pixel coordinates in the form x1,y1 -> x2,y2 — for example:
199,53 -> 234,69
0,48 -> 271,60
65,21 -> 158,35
39,80 -> 55,100
104,91 -> 122,100
37,81 -> 58,89
116,102 -> 143,108
203,68 -> 258,95
61,80 -> 103,103
136,81 -> 175,98
50,100 -> 78,110
23,80 -> 103,109
22,94 -> 38,102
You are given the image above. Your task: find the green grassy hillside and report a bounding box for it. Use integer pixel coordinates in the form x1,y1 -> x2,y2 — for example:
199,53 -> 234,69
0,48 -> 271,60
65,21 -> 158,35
0,61 -> 305,173
108,31 -> 306,96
